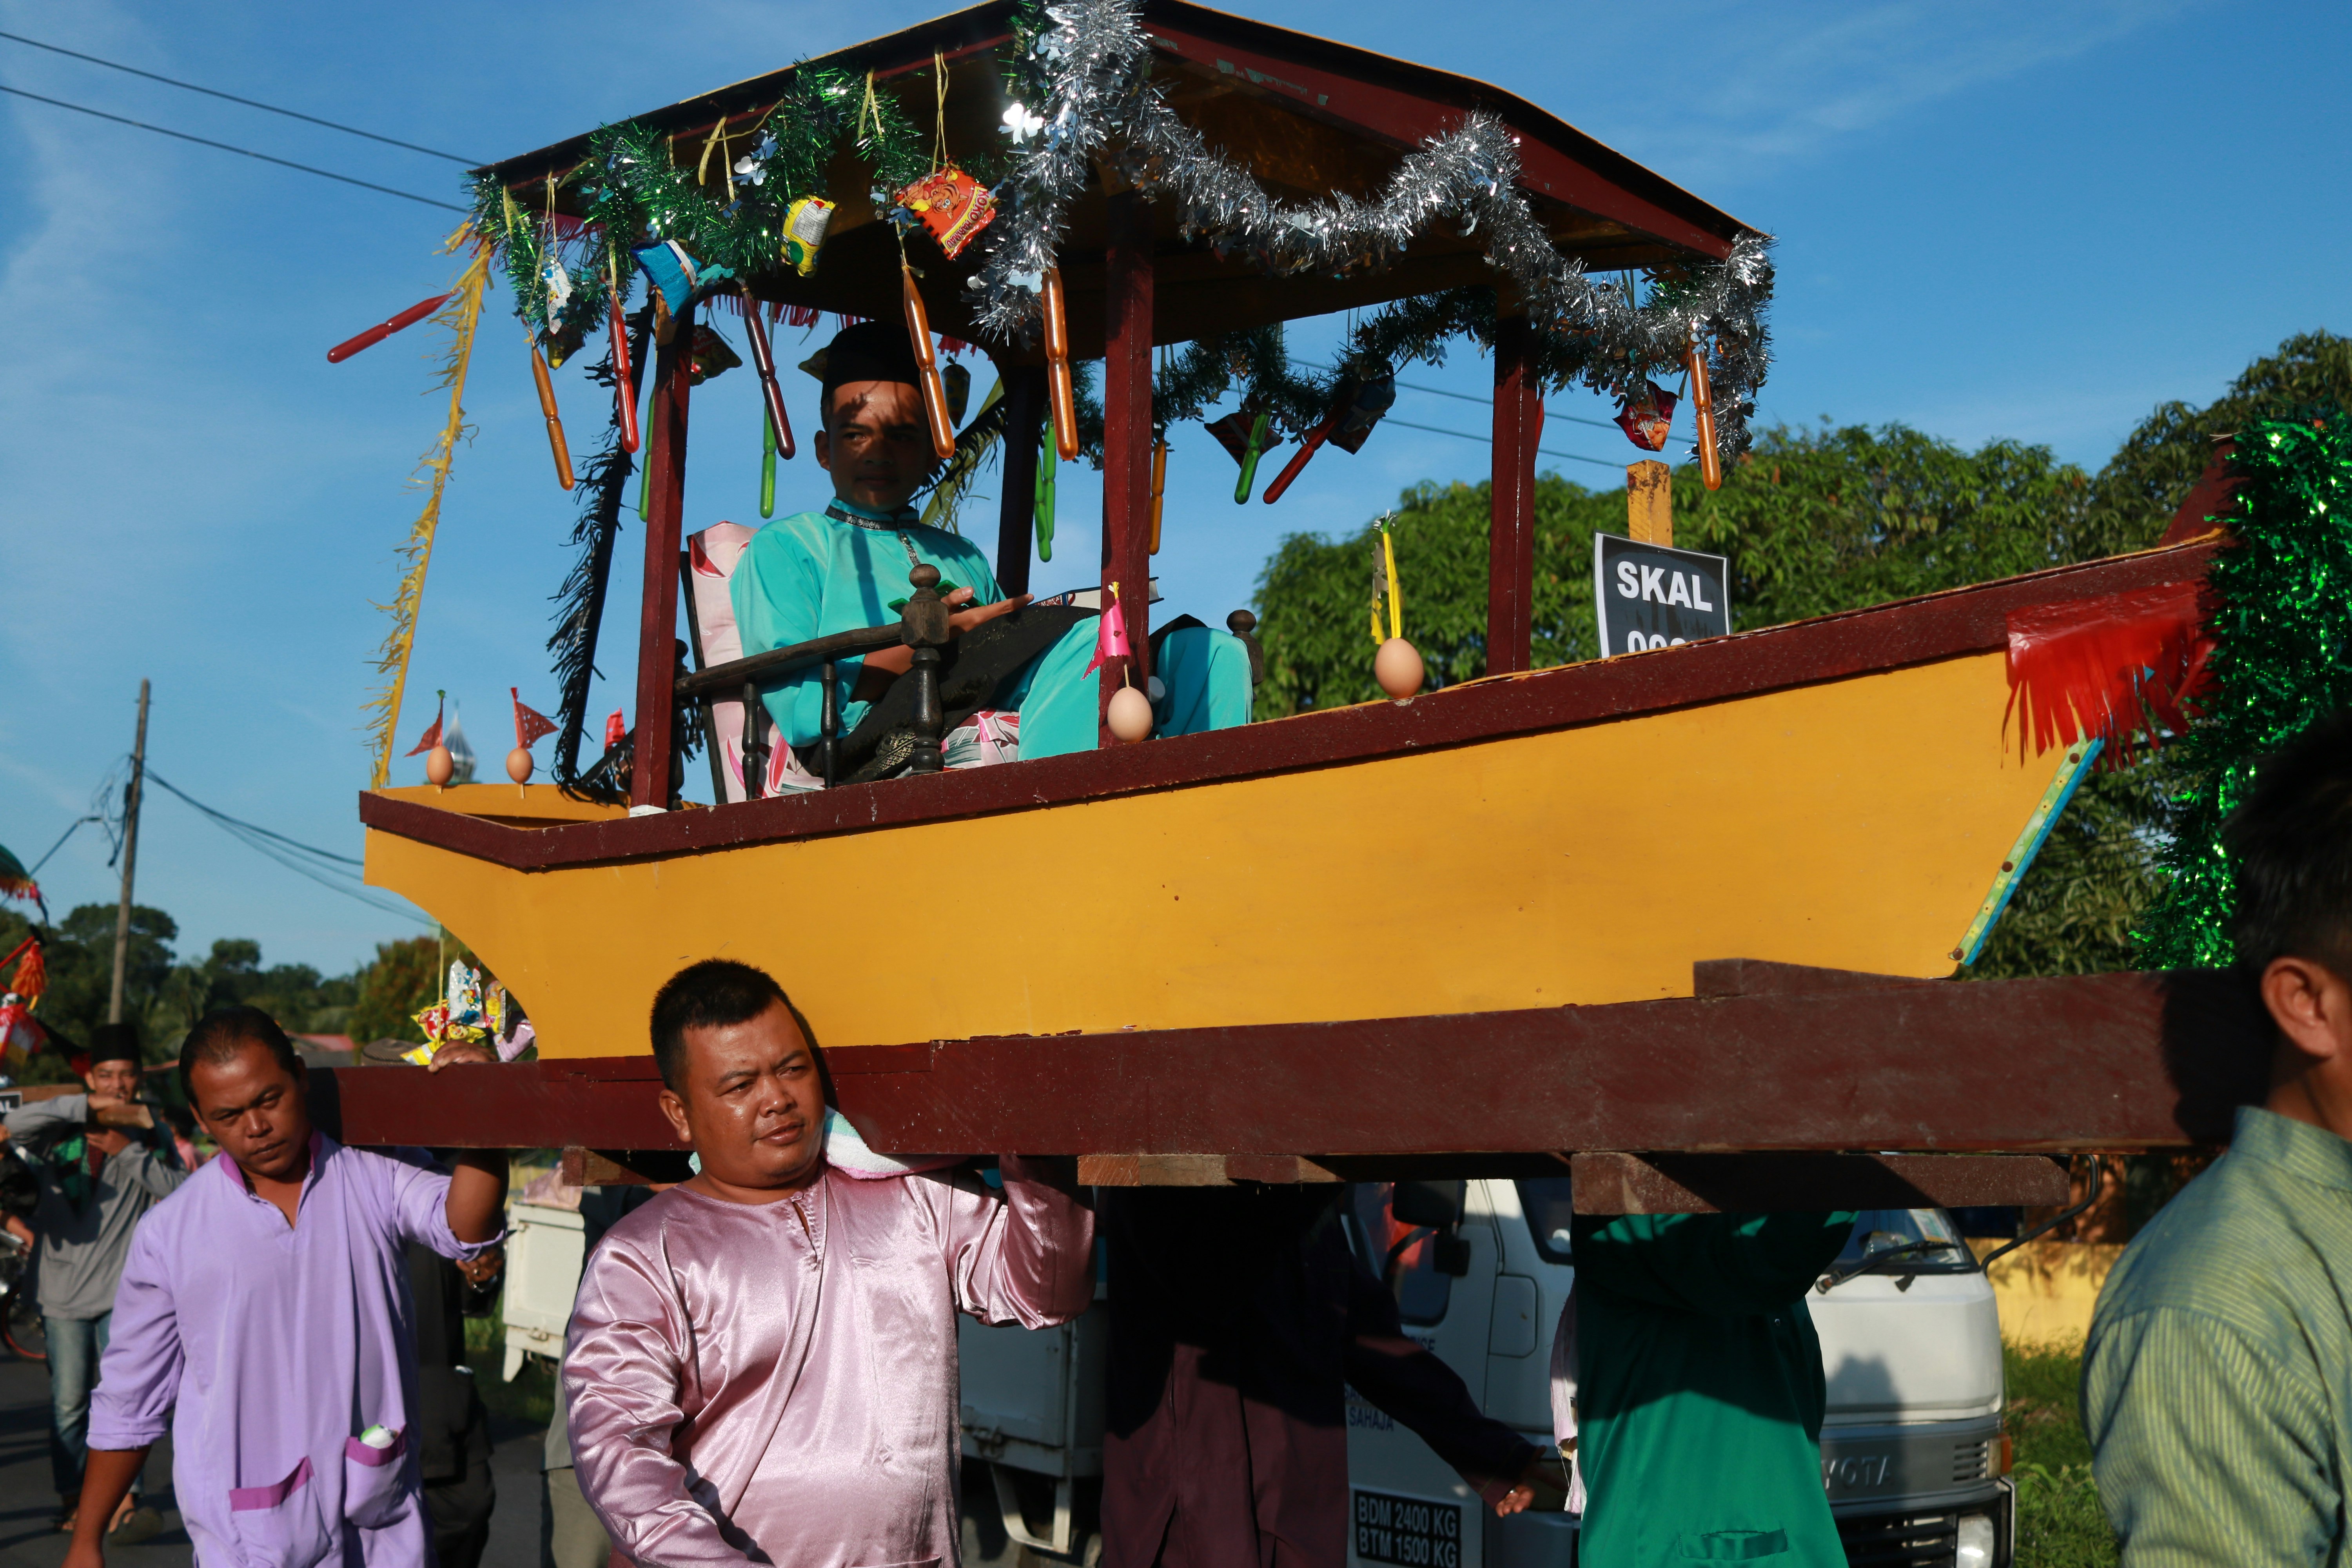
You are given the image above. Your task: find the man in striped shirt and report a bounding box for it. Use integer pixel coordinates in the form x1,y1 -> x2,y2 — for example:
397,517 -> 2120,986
2086,715 -> 2352,1565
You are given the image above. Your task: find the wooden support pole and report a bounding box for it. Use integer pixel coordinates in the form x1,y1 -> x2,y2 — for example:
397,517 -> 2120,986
1099,191 -> 1154,744
630,300 -> 694,809
996,365 -> 1046,597
1488,312 -> 1542,675
1627,459 -> 1672,545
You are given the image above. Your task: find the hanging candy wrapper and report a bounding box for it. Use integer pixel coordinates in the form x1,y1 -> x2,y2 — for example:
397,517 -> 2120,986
895,168 -> 997,260
1613,380 -> 1677,452
782,196 -> 834,278
687,324 -> 742,385
1326,361 -> 1396,455
0,992 -> 45,1071
633,240 -> 734,344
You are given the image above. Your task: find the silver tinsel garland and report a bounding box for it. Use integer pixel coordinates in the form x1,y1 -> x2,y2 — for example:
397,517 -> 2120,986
969,0 -> 1773,457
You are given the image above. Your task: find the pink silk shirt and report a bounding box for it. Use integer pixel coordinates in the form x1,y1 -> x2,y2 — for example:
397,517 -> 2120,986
564,1158 -> 1093,1568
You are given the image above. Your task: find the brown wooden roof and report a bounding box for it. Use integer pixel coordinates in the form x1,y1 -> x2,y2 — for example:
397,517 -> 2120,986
478,0 -> 1761,357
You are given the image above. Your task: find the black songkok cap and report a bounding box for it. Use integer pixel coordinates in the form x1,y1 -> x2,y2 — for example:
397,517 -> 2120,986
810,319 -> 922,402
87,1022 -> 141,1067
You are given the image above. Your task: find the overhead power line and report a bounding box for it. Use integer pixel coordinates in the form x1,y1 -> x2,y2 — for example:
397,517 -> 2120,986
0,82 -> 467,212
1383,416 -> 1621,471
1392,377 -> 1626,434
0,29 -> 477,163
142,768 -> 432,926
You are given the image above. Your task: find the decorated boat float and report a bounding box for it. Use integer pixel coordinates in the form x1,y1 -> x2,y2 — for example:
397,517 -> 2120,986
332,0 -> 2239,1206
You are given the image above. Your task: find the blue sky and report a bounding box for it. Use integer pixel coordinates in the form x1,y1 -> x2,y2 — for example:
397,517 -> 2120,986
2,0 -> 2345,979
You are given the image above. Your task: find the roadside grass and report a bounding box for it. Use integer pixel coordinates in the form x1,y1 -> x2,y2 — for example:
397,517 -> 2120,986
2005,1339 -> 2117,1568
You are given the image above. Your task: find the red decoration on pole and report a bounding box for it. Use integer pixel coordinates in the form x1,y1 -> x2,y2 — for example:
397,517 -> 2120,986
2005,583 -> 2214,767
328,294 -> 450,363
610,295 -> 640,455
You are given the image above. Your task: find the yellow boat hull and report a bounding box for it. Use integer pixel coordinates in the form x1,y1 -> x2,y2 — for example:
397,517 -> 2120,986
367,645 -> 2069,1059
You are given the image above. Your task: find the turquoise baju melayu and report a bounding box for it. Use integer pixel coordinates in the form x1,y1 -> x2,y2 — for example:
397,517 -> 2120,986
729,500 -> 1250,766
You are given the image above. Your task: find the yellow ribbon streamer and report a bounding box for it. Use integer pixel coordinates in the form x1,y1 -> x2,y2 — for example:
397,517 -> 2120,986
364,223 -> 491,787
1383,526 -> 1403,641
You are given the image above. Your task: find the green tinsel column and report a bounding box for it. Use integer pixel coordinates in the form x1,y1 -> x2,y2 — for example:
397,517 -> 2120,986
2139,416 -> 2352,967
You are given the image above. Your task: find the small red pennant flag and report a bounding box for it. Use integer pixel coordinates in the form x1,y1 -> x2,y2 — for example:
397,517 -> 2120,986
605,710 -> 628,750
405,692 -> 446,756
512,688 -> 559,749
1084,583 -> 1132,677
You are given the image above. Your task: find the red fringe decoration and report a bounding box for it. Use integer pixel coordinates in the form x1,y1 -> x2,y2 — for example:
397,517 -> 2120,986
11,941 -> 40,1005
940,336 -> 972,359
2,934 -> 44,1004
2005,582 -> 2215,767
785,305 -> 819,328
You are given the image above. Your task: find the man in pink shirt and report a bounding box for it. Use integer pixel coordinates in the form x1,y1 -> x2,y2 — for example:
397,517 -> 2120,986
67,1006 -> 505,1568
564,959 -> 1096,1568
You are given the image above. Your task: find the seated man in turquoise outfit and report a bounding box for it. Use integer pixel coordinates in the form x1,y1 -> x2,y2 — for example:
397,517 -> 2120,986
730,321 -> 1252,781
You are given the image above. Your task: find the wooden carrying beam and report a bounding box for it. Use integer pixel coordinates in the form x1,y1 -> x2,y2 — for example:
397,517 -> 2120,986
309,963 -> 2259,1190
630,301 -> 695,809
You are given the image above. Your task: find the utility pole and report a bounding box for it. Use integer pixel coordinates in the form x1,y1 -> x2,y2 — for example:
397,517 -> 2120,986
108,679 -> 150,1026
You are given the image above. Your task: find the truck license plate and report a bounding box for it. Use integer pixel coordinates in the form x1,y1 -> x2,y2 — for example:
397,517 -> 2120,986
1353,1488 -> 1463,1567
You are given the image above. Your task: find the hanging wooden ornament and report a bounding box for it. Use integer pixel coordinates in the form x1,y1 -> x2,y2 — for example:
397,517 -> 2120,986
529,340 -> 575,491
901,266 -> 956,461
1613,379 -> 1677,452
328,292 -> 450,363
1149,440 -> 1168,555
1035,437 -> 1057,563
1686,339 -> 1722,491
782,196 -> 834,277
760,400 -> 777,519
608,292 -> 639,454
1263,412 -> 1338,504
1042,267 -> 1079,461
1207,407 -> 1272,503
895,168 -> 998,259
737,288 -> 796,459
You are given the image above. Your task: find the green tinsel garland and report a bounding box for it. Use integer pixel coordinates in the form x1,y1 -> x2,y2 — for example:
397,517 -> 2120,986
2139,414 -> 2352,967
471,64 -> 945,349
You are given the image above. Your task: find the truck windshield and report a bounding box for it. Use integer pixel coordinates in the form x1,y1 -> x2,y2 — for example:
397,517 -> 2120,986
1348,1183 -> 1455,1326
1832,1208 -> 1976,1275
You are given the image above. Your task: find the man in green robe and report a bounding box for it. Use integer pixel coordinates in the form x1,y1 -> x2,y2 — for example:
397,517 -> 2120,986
1570,1209 -> 1857,1567
731,321 -> 1252,778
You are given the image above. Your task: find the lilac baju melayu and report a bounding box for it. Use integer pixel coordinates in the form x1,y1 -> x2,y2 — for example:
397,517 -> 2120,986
564,1156 -> 1094,1568
87,1134 -> 498,1568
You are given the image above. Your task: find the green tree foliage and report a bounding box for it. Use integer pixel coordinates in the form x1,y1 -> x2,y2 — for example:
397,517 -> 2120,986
0,905 -> 360,1083
1250,332 -> 2352,982
2080,330 -> 2352,558
347,935 -> 449,1047
1252,475 -> 1619,717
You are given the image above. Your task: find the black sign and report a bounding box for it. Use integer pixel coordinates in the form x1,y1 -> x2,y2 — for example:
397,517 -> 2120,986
1592,533 -> 1732,657
1353,1488 -> 1463,1568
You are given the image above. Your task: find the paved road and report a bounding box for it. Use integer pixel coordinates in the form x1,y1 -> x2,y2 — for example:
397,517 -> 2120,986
0,1352 -> 548,1568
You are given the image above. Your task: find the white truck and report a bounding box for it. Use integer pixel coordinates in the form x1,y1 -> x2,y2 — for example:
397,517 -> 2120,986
958,1180 -> 2011,1568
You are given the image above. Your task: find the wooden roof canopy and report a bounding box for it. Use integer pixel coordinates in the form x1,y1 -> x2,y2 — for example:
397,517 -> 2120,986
477,0 -> 1759,361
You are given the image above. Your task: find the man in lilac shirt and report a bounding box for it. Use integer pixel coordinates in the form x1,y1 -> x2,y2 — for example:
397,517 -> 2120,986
67,1006 -> 506,1568
564,959 -> 1096,1568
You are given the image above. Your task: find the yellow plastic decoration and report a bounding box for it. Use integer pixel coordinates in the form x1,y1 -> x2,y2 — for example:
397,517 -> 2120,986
783,196 -> 834,277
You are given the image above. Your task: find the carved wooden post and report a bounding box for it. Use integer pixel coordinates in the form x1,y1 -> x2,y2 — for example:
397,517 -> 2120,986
818,660 -> 839,788
1099,191 -> 1154,745
1226,609 -> 1265,691
1488,310 -> 1541,676
902,564 -> 951,774
996,365 -> 1046,597
631,299 -> 695,808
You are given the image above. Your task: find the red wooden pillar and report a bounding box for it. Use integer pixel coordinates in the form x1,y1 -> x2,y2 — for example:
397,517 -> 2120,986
1488,312 -> 1543,675
630,302 -> 694,809
1099,192 -> 1154,744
